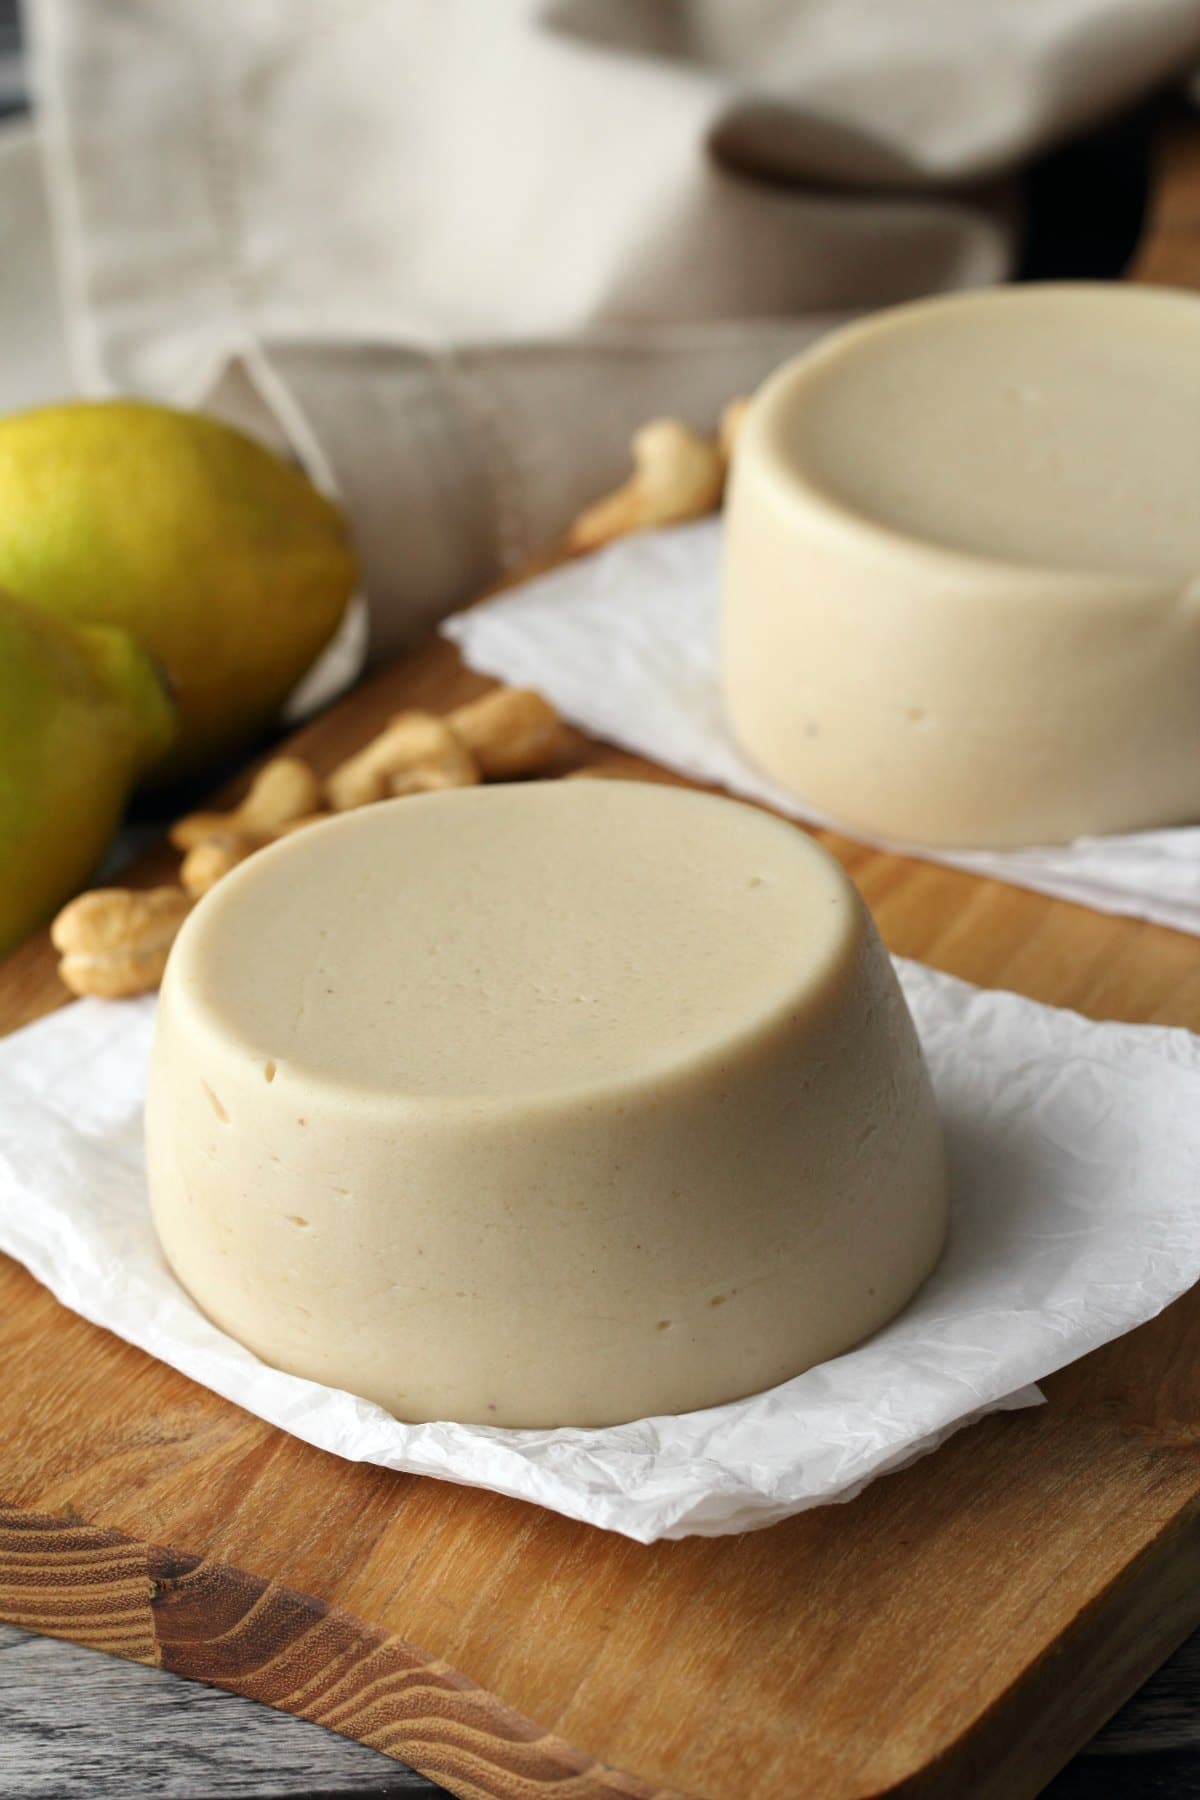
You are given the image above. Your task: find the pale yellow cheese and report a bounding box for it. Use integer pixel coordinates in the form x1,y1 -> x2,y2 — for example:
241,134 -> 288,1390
146,783 -> 946,1427
723,284 -> 1200,847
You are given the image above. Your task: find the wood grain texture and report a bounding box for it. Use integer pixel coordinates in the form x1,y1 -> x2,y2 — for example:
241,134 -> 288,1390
3,101 -> 1200,1800
1130,103 -> 1200,289
0,1508 -> 652,1800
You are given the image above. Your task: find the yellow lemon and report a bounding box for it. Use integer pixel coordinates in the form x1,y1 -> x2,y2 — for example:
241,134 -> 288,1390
0,401 -> 357,776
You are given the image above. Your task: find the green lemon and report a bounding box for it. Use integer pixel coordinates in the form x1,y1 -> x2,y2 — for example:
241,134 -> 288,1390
0,590 -> 177,955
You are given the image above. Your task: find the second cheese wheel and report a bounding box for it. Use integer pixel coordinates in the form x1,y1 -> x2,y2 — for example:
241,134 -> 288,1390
723,284 -> 1200,848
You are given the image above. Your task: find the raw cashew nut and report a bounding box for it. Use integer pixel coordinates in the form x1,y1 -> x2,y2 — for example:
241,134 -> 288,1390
448,687 -> 563,779
51,886 -> 192,998
179,813 -> 330,898
565,419 -> 725,552
236,756 -> 323,830
388,764 -> 473,798
171,755 -> 322,850
326,713 -> 479,811
180,831 -> 270,899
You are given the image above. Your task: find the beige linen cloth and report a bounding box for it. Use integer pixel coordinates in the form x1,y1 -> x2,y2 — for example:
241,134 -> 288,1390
14,0 -> 1200,676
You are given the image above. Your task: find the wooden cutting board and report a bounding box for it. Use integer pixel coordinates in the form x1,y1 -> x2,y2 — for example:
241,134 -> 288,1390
3,108 -> 1200,1800
2,625 -> 1200,1800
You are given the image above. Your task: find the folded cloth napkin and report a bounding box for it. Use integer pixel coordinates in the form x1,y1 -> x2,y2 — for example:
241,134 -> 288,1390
445,520 -> 1200,935
24,0 -> 1200,663
3,963 -> 1200,1541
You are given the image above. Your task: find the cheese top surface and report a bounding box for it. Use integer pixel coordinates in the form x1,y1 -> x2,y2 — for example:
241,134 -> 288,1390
776,285 -> 1200,579
178,781 -> 855,1101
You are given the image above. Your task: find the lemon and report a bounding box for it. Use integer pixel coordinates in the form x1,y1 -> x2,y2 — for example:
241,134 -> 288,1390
0,401 -> 357,776
0,590 -> 177,955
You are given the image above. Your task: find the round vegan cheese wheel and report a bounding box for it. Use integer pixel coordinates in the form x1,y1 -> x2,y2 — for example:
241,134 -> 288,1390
723,284 -> 1200,848
146,782 -> 947,1428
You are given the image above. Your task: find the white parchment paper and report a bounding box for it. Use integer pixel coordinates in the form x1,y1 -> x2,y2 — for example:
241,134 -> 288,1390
443,519 -> 1200,935
2,964 -> 1199,1542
